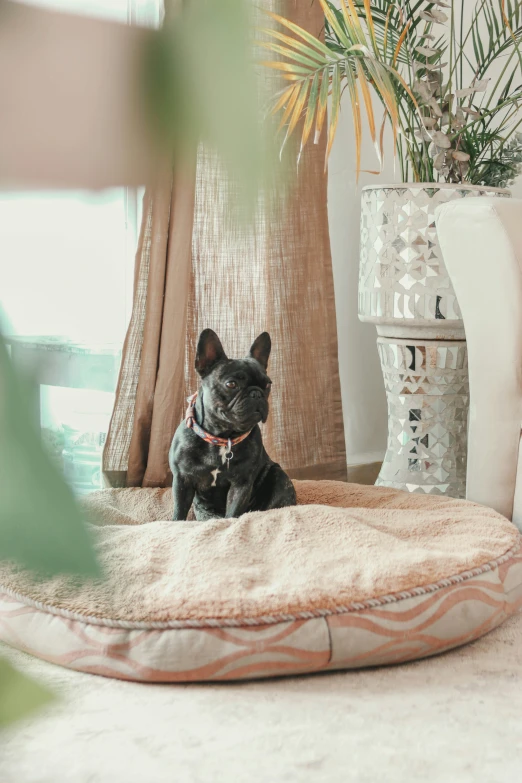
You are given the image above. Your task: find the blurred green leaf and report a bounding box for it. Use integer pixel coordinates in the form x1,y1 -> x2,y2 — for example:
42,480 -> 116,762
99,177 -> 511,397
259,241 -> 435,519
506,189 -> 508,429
143,0 -> 270,203
0,657 -> 54,728
0,333 -> 99,578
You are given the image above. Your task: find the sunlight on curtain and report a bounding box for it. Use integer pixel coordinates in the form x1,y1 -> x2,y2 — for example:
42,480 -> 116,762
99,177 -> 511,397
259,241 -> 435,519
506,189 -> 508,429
0,0 -> 160,492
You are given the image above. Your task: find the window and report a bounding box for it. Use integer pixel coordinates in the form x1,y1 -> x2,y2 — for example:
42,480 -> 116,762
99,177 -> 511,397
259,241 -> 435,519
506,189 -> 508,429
0,0 -> 160,493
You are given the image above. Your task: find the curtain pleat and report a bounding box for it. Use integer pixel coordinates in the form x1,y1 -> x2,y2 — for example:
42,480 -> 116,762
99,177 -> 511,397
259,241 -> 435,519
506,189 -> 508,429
103,0 -> 347,488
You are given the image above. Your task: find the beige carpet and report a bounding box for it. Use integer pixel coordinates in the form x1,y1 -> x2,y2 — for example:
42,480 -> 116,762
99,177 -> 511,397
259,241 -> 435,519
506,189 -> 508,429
1,611 -> 522,783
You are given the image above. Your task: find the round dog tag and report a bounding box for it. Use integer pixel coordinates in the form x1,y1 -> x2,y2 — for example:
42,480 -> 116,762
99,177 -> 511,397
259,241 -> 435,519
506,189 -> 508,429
225,439 -> 233,468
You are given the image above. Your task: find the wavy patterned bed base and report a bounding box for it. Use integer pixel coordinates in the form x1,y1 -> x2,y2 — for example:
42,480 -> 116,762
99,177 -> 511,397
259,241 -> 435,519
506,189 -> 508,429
1,545 -> 521,681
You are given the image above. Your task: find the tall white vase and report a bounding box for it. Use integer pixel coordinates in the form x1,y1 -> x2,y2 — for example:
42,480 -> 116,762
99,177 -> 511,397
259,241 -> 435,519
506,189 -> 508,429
359,183 -> 509,497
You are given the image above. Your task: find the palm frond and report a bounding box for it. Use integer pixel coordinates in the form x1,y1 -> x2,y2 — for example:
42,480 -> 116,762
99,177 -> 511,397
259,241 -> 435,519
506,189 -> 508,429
257,28 -> 328,64
277,83 -> 300,132
470,0 -> 522,78
326,63 -> 342,164
315,68 -> 330,144
257,41 -> 327,69
260,0 -> 522,186
355,58 -> 377,156
343,60 -> 363,176
259,1 -> 410,174
265,11 -> 335,59
393,21 -> 412,65
287,80 -> 310,140
270,84 -> 296,117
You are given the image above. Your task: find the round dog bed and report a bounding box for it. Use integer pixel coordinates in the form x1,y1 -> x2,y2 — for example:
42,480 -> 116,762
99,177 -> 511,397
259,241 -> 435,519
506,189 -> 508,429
0,481 -> 521,681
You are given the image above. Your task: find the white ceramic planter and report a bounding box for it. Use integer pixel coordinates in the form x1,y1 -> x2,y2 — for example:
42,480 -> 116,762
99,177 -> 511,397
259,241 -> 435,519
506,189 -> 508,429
359,183 -> 510,497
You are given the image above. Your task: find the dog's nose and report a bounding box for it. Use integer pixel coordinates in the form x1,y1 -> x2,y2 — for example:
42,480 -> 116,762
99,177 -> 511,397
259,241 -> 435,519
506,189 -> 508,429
249,388 -> 263,399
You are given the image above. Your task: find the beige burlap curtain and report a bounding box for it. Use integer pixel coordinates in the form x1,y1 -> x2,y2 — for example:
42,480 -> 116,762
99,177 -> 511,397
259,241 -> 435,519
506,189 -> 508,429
103,0 -> 346,488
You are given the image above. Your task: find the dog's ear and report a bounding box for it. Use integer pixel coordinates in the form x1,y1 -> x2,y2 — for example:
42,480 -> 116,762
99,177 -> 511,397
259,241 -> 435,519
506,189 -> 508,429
249,332 -> 271,370
195,329 -> 227,377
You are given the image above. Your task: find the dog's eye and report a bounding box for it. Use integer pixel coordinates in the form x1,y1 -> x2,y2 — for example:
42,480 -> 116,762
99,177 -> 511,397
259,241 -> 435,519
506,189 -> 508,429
225,380 -> 237,389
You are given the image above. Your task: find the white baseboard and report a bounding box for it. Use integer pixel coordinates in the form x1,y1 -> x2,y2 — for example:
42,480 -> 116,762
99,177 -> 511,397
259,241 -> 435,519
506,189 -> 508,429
347,450 -> 385,467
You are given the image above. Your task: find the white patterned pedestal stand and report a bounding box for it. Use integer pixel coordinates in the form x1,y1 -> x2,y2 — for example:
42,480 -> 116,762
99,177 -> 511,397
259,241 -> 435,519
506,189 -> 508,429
359,184 -> 509,498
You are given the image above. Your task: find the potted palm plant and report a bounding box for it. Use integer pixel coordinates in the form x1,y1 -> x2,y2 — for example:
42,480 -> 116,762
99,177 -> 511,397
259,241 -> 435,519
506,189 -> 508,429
262,0 -> 522,497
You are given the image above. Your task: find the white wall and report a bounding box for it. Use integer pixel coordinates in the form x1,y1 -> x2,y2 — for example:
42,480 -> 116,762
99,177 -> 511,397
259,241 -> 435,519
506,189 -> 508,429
327,109 -> 397,465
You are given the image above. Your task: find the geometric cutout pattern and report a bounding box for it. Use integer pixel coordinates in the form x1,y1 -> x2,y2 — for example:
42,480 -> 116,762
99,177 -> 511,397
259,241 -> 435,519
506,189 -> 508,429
359,185 -> 509,323
376,338 -> 469,498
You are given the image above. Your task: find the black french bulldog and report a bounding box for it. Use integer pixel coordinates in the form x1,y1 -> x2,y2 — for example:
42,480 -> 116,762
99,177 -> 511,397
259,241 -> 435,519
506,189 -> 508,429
169,329 -> 296,521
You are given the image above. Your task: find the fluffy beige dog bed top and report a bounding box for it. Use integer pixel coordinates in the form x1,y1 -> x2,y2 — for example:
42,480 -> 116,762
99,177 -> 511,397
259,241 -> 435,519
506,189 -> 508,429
0,480 -> 521,681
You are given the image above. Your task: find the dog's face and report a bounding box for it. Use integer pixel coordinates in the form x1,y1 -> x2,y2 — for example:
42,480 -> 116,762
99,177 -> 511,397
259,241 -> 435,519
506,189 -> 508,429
195,329 -> 272,432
